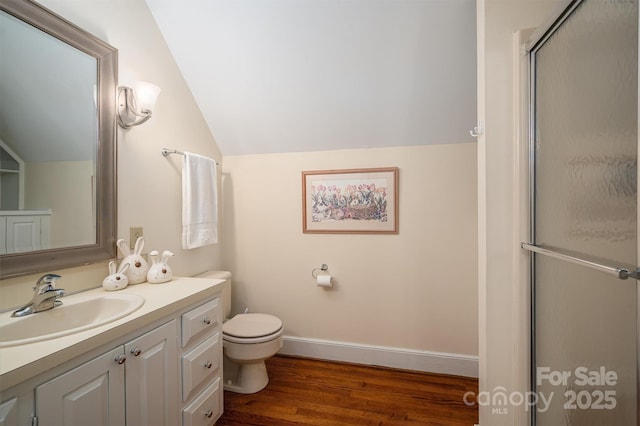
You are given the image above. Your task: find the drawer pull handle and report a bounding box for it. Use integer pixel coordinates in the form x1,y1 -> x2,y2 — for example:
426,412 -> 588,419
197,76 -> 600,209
204,361 -> 213,369
204,410 -> 213,418
130,347 -> 142,356
114,354 -> 126,364
203,317 -> 211,325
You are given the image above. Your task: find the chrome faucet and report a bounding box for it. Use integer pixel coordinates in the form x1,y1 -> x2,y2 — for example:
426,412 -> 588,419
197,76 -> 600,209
11,274 -> 65,317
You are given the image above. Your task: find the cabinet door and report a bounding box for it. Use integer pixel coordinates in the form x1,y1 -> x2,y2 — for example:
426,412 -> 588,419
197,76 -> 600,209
0,393 -> 33,426
0,398 -> 18,426
35,346 -> 125,426
125,320 -> 178,426
6,216 -> 41,254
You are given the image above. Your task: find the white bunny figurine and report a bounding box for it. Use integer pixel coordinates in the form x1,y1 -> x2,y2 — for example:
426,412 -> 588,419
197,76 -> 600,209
116,237 -> 149,284
147,250 -> 175,283
102,260 -> 130,291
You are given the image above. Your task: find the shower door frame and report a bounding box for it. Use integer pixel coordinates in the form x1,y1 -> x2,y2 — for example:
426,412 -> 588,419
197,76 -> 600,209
524,0 -> 640,424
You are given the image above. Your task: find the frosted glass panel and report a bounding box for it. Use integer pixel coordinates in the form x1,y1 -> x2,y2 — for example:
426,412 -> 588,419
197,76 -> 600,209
535,0 -> 637,266
535,257 -> 636,424
532,0 -> 638,424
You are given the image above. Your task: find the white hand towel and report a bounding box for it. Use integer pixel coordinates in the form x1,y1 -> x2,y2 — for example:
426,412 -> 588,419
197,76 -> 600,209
182,152 -> 218,249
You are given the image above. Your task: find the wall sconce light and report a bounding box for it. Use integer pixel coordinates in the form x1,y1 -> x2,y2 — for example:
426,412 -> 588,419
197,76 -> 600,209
117,81 -> 161,129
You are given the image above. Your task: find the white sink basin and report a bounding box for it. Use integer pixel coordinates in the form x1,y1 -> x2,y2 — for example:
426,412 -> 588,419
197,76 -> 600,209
0,293 -> 145,347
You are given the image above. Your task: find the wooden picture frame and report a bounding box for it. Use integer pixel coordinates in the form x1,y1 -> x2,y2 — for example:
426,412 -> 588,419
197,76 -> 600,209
302,167 -> 399,234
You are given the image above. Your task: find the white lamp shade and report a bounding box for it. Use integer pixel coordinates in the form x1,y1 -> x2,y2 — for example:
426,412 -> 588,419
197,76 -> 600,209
133,81 -> 161,112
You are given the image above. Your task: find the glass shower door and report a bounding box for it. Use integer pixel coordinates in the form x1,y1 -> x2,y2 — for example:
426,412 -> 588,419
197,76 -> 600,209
527,0 -> 638,424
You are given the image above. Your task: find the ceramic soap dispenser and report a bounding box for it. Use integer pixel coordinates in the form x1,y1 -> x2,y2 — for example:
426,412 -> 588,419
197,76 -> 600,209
147,250 -> 175,283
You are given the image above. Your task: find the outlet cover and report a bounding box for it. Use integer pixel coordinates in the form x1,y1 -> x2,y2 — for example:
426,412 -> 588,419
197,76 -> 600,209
130,227 -> 143,248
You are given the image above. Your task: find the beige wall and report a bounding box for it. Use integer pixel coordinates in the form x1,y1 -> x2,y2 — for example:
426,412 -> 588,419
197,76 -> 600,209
25,161 -> 94,247
221,143 -> 478,356
477,0 -> 560,424
1,0 -> 478,373
0,0 -> 222,310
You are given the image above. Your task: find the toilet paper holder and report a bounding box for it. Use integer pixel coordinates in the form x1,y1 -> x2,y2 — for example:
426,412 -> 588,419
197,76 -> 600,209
311,264 -> 329,278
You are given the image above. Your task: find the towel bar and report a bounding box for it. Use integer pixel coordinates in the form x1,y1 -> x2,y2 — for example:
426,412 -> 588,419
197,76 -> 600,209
161,148 -> 220,165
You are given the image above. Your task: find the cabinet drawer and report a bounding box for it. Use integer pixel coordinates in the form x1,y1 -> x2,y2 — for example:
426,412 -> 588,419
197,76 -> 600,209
182,333 -> 221,401
182,299 -> 220,347
182,378 -> 221,426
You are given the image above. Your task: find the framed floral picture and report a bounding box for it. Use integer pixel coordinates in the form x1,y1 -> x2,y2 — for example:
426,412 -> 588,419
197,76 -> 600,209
302,167 -> 399,234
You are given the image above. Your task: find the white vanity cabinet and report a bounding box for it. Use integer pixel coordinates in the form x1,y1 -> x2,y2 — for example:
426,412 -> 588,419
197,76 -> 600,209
124,320 -> 179,425
0,289 -> 224,426
179,298 -> 223,425
0,397 -> 20,426
35,346 -> 126,426
35,320 -> 178,426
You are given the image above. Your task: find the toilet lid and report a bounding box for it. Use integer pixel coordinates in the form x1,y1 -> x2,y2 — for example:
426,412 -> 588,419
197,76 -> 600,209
223,313 -> 282,338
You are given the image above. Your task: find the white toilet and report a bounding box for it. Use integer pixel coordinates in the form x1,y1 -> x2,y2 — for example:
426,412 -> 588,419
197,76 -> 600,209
196,271 -> 283,394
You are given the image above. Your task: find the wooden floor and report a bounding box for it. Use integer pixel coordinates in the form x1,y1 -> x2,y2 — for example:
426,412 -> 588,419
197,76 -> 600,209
217,355 -> 478,426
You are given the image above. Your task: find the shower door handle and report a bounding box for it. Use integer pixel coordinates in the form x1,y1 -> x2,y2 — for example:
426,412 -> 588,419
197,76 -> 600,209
521,243 -> 640,280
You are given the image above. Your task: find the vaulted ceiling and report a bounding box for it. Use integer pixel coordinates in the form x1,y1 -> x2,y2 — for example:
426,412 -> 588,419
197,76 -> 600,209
147,0 -> 476,156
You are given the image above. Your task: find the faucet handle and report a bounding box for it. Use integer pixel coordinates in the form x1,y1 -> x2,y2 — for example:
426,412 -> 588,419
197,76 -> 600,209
34,273 -> 62,293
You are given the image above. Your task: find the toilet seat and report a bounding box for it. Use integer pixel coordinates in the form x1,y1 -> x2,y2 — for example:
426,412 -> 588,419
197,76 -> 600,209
223,313 -> 283,344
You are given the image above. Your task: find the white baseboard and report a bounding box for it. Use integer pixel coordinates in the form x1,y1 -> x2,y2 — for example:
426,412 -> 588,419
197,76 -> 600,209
279,335 -> 478,378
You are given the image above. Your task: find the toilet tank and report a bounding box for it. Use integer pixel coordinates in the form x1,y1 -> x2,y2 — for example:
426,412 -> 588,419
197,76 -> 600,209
194,270 -> 232,318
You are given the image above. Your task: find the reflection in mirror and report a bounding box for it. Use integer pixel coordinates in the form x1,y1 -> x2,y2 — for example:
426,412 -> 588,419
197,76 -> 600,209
0,0 -> 117,278
0,9 -> 97,251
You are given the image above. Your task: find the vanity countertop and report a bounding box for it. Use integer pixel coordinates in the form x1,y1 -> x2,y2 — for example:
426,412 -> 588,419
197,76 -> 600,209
0,276 -> 225,391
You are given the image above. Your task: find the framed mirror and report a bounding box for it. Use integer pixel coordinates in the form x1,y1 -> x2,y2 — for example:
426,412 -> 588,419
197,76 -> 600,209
0,0 -> 117,278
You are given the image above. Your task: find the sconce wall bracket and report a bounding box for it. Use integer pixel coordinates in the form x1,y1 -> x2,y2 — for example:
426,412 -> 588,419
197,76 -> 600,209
117,86 -> 152,129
